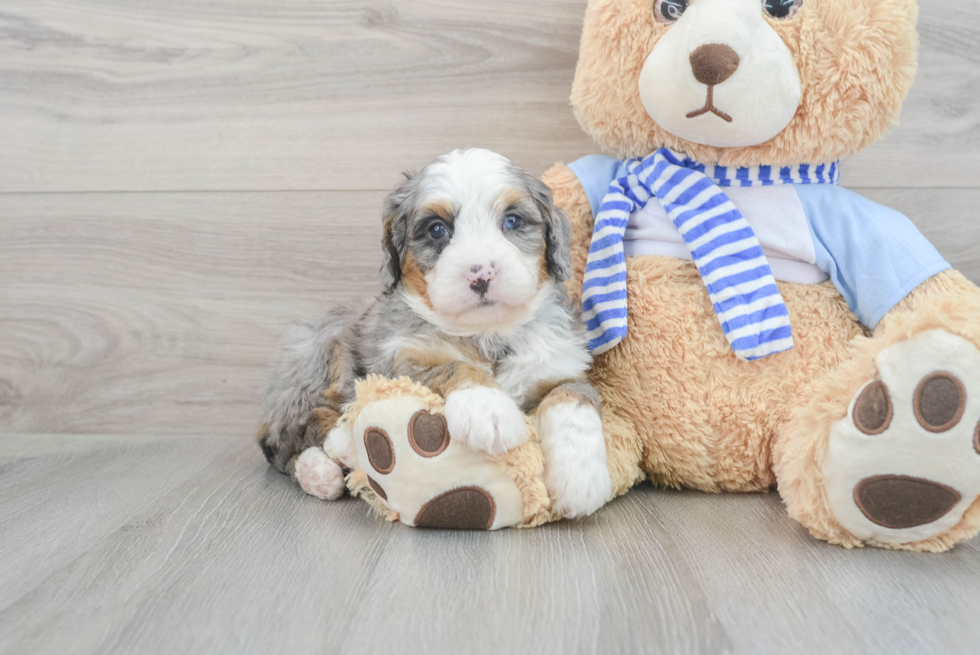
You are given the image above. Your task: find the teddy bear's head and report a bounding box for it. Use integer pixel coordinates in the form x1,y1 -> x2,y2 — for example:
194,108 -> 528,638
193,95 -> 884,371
571,0 -> 919,167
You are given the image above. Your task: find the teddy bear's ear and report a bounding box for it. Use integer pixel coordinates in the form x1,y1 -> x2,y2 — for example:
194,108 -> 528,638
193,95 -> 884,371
380,171 -> 419,293
511,166 -> 573,282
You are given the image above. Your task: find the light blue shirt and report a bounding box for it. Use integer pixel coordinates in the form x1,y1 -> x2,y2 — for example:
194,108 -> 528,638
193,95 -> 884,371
569,155 -> 950,329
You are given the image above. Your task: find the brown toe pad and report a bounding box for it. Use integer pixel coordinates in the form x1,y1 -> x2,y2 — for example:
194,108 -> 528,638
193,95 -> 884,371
415,486 -> 496,530
408,411 -> 450,457
853,381 -> 893,435
364,428 -> 395,474
854,475 -> 961,529
914,372 -> 966,433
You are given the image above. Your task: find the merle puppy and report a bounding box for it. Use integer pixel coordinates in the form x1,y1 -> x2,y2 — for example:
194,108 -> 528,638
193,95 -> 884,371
259,149 -> 611,518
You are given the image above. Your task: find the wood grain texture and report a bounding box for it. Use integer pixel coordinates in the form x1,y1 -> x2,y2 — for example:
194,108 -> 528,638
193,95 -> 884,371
0,191 -> 383,435
0,433 -> 241,612
0,0 -> 978,193
0,434 -> 978,655
1,3 -> 978,652
2,188 -> 977,437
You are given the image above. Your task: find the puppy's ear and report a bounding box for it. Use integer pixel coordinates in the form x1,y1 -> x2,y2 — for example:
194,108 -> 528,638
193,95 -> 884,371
380,171 -> 419,292
515,168 -> 573,282
544,204 -> 573,282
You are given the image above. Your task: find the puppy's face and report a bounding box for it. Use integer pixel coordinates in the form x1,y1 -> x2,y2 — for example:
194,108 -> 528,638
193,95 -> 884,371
381,149 -> 572,333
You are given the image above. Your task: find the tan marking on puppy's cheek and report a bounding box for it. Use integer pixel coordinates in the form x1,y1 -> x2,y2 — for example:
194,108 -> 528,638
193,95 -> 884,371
537,242 -> 551,286
401,252 -> 433,309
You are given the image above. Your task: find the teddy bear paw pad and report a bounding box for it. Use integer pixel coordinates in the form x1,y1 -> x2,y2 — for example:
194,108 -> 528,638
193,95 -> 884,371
351,395 -> 524,530
824,329 -> 980,544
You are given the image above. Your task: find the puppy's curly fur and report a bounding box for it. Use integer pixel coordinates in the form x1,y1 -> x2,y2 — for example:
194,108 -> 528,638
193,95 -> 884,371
259,149 -> 611,516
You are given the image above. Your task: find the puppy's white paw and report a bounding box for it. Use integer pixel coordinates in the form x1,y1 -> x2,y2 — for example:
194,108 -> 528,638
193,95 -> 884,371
294,447 -> 346,500
445,386 -> 527,455
323,425 -> 355,470
539,403 -> 611,519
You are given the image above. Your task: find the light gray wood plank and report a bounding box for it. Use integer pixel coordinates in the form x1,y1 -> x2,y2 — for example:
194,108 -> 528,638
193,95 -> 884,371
339,494 -> 730,655
0,191 -> 383,436
652,490 -> 980,655
0,433 -> 242,612
0,437 -> 397,655
0,1 -> 977,193
2,188 -> 978,437
0,435 -> 977,655
0,0 -> 591,193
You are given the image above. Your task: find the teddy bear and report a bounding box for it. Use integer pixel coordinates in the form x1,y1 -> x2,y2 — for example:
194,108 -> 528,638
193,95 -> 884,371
336,0 -> 980,552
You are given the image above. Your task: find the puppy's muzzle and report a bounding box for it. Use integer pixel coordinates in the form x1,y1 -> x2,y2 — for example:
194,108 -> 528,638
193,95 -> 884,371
467,263 -> 496,296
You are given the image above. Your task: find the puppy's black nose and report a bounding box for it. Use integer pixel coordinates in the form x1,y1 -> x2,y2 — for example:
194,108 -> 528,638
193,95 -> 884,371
470,278 -> 490,295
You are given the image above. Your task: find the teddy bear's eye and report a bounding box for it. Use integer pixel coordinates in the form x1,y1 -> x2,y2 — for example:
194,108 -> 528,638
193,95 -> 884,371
654,0 -> 689,24
763,0 -> 803,20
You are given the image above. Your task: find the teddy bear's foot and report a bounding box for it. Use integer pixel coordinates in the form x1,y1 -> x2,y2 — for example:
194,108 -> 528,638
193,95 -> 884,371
823,329 -> 980,548
348,390 -> 534,530
294,447 -> 346,501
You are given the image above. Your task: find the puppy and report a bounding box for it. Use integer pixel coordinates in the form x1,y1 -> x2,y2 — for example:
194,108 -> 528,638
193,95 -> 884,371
259,149 -> 611,518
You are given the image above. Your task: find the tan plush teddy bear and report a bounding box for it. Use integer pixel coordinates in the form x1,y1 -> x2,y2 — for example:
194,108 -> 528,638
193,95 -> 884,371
342,0 -> 980,551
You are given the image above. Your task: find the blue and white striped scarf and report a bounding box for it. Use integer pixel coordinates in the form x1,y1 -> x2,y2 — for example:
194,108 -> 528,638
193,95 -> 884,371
582,148 -> 839,360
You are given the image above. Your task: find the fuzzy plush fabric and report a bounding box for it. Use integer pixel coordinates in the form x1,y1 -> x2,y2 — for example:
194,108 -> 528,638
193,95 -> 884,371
544,150 -> 980,550
775,271 -> 980,551
571,0 -> 919,166
343,375 -> 553,529
340,0 -> 980,551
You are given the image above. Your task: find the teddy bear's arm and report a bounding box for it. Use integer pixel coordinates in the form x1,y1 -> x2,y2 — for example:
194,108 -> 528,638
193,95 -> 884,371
797,185 -> 951,331
874,269 -> 980,338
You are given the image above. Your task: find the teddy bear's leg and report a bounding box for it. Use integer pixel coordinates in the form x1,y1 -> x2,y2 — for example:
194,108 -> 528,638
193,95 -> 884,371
345,376 -> 550,529
775,271 -> 980,551
534,383 -> 612,518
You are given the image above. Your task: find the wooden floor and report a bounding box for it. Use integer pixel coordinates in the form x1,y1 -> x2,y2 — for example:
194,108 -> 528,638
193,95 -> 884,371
2,433 -> 979,655
1,1 -> 980,653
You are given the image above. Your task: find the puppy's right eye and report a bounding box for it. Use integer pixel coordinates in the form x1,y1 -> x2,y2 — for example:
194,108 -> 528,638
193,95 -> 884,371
428,222 -> 449,240
654,0 -> 689,24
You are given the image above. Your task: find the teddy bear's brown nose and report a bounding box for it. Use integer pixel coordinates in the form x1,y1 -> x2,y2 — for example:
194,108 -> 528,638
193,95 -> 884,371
690,43 -> 740,86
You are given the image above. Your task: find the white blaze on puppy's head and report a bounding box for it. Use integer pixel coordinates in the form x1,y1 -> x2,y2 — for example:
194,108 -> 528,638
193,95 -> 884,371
380,149 -> 573,335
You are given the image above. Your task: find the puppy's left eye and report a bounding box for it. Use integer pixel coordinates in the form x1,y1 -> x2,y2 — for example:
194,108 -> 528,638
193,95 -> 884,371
428,222 -> 449,239
502,215 -> 523,231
